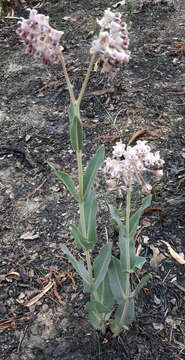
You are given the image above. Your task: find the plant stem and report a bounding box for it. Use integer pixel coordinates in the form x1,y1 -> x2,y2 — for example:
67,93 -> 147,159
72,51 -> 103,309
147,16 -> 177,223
58,50 -> 76,103
117,190 -> 131,333
76,139 -> 93,286
76,53 -> 96,106
125,189 -> 131,296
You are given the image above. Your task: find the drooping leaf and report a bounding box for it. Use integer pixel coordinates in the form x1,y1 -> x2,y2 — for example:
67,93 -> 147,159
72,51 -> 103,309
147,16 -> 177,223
60,244 -> 90,291
84,190 -> 97,249
83,146 -> 104,199
48,163 -> 79,201
93,243 -> 112,292
108,256 -> 127,303
70,224 -> 92,250
70,115 -> 83,151
129,194 -> 152,241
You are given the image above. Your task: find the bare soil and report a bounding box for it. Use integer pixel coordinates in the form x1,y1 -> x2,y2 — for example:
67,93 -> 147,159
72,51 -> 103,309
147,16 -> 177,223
0,0 -> 185,359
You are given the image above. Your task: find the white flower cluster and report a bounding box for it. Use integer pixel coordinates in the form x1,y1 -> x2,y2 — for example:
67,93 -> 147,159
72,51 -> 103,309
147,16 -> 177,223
16,9 -> 63,66
90,8 -> 130,76
104,140 -> 164,193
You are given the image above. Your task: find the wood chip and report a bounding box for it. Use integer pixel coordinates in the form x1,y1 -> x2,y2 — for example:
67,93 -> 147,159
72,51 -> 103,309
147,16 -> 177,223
161,241 -> 185,265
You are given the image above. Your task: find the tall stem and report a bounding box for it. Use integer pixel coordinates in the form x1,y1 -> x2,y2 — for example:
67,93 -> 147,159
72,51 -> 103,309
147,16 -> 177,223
76,53 -> 96,106
125,189 -> 131,297
58,51 -> 76,103
76,149 -> 93,285
74,101 -> 93,285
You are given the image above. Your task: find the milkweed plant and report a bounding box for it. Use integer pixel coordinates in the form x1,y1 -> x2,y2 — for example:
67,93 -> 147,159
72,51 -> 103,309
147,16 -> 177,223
16,8 -> 164,336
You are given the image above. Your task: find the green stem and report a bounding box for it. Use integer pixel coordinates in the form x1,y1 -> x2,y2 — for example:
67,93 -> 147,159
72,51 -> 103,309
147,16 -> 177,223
58,50 -> 76,103
125,189 -> 131,296
77,150 -> 93,285
75,118 -> 93,285
76,53 -> 96,106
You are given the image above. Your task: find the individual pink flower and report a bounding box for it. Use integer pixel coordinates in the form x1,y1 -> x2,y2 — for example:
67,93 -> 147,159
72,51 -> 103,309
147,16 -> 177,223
90,8 -> 130,76
16,9 -> 63,66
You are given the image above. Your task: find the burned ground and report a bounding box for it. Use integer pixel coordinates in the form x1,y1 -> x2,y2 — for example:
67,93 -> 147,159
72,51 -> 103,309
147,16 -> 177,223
0,0 -> 185,359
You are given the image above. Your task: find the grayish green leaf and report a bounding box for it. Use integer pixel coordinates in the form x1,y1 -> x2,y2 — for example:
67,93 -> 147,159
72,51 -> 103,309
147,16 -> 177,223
129,194 -> 152,241
60,244 -> 90,291
93,243 -> 112,292
108,257 -> 127,303
132,274 -> 152,297
92,274 -> 114,311
70,116 -> 83,151
48,163 -> 79,201
70,224 -> 92,250
83,146 -> 104,199
84,190 -> 97,249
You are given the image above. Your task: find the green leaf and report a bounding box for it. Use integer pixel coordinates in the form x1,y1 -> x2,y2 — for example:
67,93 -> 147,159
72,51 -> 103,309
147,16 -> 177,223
115,299 -> 135,326
83,146 -> 104,199
129,194 -> 152,241
70,115 -> 83,151
68,101 -> 74,124
111,298 -> 135,335
92,274 -> 114,311
86,301 -> 107,331
108,256 -> 127,303
60,244 -> 90,291
108,203 -> 124,230
132,256 -> 146,270
84,190 -> 97,249
93,243 -> 112,292
70,224 -> 92,250
88,300 -> 110,314
48,162 -> 79,201
131,274 -> 152,297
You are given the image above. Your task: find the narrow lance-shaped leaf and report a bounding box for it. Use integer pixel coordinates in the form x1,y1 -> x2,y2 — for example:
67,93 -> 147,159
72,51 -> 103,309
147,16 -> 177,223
108,203 -> 123,230
128,195 -> 151,271
108,256 -> 127,303
131,274 -> 152,298
92,243 -> 112,292
60,244 -> 90,292
92,274 -> 114,311
48,162 -> 79,201
129,194 -> 152,241
83,145 -> 104,199
111,298 -> 135,335
70,224 -> 92,250
68,101 -> 75,124
70,115 -> 83,151
84,189 -> 97,249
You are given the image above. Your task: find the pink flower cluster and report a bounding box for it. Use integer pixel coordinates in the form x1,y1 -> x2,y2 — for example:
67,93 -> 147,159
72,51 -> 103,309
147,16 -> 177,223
16,9 -> 63,66
90,8 -> 130,76
104,140 -> 164,193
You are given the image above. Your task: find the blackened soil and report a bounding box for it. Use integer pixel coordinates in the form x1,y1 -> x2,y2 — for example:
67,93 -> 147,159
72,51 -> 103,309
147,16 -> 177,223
0,0 -> 185,359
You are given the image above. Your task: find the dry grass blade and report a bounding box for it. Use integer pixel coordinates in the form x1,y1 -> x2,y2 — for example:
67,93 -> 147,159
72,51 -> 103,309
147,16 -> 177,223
23,281 -> 54,307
